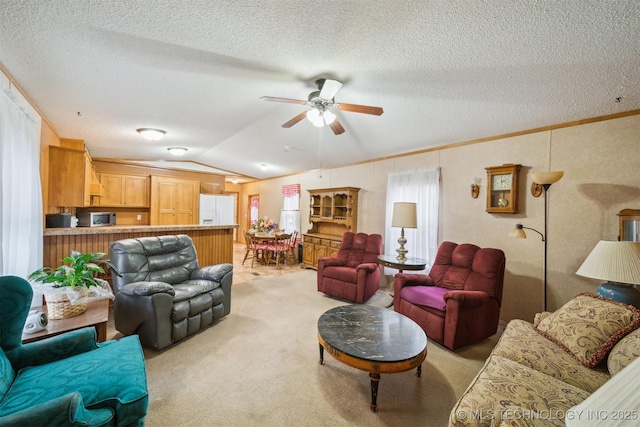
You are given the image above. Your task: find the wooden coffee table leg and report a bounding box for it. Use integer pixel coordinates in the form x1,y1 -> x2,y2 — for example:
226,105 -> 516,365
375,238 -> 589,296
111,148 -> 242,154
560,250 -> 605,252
319,343 -> 325,365
369,372 -> 380,412
95,321 -> 107,342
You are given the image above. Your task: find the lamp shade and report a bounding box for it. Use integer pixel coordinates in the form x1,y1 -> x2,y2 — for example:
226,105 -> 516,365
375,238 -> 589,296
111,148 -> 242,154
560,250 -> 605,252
392,202 -> 417,228
508,224 -> 527,239
529,171 -> 564,185
576,241 -> 640,285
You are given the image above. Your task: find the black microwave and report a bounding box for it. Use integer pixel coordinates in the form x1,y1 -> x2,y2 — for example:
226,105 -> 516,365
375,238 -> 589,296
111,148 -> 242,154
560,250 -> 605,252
77,212 -> 116,227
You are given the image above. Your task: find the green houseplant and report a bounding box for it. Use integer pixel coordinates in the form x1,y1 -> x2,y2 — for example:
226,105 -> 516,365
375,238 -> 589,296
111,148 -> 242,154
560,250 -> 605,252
28,251 -> 118,319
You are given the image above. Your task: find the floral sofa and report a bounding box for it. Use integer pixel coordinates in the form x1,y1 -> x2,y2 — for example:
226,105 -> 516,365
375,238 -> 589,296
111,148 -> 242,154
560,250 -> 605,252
449,293 -> 640,426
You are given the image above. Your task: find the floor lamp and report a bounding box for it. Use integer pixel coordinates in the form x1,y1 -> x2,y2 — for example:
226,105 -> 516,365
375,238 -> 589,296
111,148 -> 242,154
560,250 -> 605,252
509,171 -> 564,311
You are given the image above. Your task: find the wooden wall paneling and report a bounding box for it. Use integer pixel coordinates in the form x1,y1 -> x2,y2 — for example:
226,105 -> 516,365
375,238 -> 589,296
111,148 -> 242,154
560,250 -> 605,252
43,227 -> 234,270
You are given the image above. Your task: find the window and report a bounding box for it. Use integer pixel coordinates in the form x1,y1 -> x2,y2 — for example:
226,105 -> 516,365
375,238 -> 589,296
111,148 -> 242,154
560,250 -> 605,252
0,75 -> 43,277
384,168 -> 440,273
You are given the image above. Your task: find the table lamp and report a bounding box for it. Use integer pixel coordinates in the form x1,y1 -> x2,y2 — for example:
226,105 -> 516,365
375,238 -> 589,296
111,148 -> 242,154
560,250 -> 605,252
392,202 -> 417,261
576,240 -> 640,308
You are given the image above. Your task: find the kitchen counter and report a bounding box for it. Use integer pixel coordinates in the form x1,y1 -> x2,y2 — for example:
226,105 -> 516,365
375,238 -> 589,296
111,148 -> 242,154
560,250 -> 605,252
43,224 -> 237,236
43,224 -> 238,269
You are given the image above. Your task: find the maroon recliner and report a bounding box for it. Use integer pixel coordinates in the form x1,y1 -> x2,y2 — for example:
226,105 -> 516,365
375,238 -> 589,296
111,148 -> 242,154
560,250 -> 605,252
393,241 -> 505,350
317,232 -> 383,303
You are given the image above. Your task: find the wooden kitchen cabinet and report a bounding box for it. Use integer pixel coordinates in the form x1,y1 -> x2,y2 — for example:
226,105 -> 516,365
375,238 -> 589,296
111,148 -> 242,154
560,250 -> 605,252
48,146 -> 101,208
97,173 -> 150,207
150,176 -> 199,225
302,187 -> 359,269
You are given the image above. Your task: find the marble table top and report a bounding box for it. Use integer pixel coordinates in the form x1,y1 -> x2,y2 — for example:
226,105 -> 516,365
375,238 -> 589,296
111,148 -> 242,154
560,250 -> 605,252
317,305 -> 427,362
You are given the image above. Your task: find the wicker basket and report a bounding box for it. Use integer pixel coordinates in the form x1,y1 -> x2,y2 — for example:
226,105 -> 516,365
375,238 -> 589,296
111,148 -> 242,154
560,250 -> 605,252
44,288 -> 88,319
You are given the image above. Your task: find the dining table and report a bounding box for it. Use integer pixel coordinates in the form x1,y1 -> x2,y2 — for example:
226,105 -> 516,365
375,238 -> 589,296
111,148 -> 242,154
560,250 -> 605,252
251,231 -> 290,243
249,231 -> 292,266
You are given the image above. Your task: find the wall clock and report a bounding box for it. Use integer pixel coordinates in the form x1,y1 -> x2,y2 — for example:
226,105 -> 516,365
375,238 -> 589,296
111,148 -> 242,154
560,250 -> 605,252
485,164 -> 521,214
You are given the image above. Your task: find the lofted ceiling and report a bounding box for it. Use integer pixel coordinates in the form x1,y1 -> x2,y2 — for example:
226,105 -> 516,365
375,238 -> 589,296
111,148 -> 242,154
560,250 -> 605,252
1,1 -> 638,182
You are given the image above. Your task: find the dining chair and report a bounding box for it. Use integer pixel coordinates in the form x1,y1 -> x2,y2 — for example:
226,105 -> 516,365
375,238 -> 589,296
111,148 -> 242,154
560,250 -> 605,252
265,233 -> 290,269
242,230 -> 267,267
284,231 -> 299,266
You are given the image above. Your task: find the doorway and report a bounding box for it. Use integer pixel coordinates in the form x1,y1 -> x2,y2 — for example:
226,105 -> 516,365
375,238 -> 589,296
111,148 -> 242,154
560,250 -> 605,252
248,194 -> 259,232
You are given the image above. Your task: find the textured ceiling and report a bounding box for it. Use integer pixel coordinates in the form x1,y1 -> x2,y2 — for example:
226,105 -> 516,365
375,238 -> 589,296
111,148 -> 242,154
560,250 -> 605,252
1,0 -> 638,181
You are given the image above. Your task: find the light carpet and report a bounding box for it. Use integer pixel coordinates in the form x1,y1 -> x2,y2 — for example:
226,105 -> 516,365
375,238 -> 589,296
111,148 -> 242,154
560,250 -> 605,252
136,269 -> 499,426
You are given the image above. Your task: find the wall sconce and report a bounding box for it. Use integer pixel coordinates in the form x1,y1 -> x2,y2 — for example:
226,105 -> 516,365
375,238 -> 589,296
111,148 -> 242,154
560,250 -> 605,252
471,183 -> 480,199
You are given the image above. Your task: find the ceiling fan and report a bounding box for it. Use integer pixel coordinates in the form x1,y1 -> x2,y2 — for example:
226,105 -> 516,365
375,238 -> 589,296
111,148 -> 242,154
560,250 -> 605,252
260,79 -> 383,135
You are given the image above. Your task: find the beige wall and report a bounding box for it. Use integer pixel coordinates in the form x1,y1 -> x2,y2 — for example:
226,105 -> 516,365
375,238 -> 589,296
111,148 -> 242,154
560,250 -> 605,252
239,113 -> 640,322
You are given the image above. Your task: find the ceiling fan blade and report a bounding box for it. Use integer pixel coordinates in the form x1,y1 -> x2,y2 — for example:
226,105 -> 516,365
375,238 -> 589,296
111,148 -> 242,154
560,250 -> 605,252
336,103 -> 384,116
319,79 -> 343,100
329,118 -> 345,135
261,96 -> 307,105
282,111 -> 308,128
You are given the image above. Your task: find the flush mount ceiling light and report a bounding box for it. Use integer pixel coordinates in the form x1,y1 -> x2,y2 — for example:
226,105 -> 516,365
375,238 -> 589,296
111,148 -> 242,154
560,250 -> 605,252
167,147 -> 187,156
136,128 -> 166,141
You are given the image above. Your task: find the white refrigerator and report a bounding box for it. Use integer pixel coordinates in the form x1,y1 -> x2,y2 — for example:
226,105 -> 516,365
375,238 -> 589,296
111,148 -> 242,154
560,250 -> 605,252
199,194 -> 236,225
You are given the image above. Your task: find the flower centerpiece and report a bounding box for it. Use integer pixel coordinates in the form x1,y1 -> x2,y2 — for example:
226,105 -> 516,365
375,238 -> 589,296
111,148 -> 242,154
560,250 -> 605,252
251,216 -> 278,234
28,251 -> 118,319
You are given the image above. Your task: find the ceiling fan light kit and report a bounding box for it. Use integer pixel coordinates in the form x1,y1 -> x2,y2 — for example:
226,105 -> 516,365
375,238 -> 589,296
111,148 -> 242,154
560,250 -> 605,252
306,108 -> 336,127
261,78 -> 383,135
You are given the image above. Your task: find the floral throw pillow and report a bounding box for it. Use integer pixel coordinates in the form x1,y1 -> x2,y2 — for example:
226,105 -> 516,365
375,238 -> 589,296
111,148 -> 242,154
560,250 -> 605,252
535,292 -> 640,368
607,326 -> 640,376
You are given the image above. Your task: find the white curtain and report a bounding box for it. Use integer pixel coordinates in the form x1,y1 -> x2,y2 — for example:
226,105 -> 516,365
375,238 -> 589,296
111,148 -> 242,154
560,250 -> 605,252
280,184 -> 301,235
0,84 -> 43,277
384,168 -> 440,274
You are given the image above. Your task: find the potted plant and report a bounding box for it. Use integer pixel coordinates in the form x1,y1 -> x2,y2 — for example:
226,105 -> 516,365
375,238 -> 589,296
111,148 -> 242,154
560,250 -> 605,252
28,251 -> 118,319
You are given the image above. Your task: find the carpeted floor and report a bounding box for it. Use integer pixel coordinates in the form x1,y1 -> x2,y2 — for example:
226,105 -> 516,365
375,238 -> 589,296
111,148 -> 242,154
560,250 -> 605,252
110,269 -> 500,426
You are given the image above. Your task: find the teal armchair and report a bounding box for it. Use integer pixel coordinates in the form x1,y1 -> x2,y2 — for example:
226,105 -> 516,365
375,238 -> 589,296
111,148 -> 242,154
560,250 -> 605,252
0,276 -> 148,426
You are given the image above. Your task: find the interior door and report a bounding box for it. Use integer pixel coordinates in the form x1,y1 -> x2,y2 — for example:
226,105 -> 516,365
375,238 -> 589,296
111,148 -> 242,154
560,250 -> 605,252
248,195 -> 259,231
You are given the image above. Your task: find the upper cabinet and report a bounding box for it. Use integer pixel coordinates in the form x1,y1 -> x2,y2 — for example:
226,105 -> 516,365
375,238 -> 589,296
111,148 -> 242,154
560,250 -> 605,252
303,187 -> 359,269
150,176 -> 199,225
618,209 -> 640,242
96,173 -> 150,207
48,146 -> 102,208
307,187 -> 359,234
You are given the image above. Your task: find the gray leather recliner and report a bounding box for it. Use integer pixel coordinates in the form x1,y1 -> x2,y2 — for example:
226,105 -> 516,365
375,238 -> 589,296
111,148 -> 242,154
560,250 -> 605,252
109,234 -> 233,350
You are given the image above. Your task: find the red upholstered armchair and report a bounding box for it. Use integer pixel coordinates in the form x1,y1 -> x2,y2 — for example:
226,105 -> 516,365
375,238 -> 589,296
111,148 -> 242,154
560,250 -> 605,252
317,232 -> 383,303
393,241 -> 505,350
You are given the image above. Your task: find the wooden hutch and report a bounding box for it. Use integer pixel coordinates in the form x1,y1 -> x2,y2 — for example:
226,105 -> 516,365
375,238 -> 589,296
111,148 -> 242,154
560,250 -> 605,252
302,187 -> 359,269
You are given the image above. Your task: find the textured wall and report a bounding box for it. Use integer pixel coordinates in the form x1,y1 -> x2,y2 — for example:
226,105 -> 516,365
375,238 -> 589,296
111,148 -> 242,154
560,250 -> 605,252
244,113 -> 640,322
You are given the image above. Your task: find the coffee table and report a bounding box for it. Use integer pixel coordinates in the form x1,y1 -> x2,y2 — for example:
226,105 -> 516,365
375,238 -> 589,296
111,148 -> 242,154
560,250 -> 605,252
21,299 -> 110,344
317,305 -> 427,412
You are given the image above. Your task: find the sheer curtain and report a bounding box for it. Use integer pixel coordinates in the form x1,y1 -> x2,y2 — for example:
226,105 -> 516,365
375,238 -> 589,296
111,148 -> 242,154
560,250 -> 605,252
280,184 -> 300,235
0,82 -> 43,277
384,168 -> 440,274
